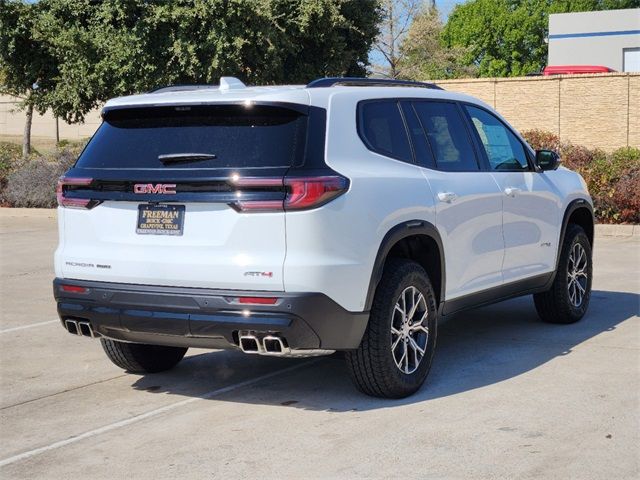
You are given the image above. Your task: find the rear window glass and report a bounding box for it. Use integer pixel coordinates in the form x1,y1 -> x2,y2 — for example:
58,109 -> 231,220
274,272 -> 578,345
358,100 -> 412,163
76,104 -> 307,169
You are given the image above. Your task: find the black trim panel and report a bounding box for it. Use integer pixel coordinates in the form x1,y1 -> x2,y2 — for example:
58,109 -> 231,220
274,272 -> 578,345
54,279 -> 369,350
365,220 -> 445,311
440,272 -> 554,316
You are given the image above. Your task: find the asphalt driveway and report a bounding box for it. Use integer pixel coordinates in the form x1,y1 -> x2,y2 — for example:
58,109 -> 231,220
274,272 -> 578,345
1,209 -> 638,479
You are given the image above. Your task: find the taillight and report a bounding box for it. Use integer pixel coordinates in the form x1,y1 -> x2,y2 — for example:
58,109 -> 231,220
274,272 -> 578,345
284,176 -> 348,210
56,177 -> 98,209
230,175 -> 348,212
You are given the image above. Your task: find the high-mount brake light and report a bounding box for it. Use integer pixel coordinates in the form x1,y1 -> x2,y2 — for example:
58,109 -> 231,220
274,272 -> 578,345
56,177 -> 99,209
230,175 -> 348,212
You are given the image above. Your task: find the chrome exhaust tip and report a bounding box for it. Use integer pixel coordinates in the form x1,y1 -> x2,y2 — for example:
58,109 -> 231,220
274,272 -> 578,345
262,335 -> 291,355
65,319 -> 80,335
77,321 -> 96,338
239,334 -> 262,354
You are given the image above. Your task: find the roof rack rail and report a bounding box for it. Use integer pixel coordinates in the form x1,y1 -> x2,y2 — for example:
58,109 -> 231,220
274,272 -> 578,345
148,84 -> 217,94
306,77 -> 443,90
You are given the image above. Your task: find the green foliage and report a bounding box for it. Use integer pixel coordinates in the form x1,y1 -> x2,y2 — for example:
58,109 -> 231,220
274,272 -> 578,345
0,1 -> 56,108
1,0 -> 380,124
443,0 -> 640,78
522,130 -> 640,224
398,7 -> 476,80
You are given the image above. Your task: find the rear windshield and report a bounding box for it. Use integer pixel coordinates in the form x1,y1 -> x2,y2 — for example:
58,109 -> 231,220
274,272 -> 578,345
76,104 -> 307,169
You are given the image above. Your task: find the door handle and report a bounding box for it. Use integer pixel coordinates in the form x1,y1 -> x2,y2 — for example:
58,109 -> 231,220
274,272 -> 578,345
504,187 -> 521,197
437,192 -> 458,203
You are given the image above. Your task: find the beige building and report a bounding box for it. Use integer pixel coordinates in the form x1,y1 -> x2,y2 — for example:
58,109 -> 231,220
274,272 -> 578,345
548,8 -> 640,72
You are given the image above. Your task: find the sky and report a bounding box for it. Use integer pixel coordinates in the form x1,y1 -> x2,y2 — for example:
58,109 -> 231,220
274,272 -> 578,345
368,0 -> 467,70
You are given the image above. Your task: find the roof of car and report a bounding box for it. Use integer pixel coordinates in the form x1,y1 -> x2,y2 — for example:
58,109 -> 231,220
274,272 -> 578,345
102,77 -> 489,113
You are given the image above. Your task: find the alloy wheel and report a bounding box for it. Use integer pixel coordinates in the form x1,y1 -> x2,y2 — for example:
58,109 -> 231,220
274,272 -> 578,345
567,242 -> 589,308
391,286 -> 429,374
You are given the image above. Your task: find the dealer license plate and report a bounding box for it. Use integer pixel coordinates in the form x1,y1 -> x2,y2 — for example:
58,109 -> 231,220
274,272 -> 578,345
136,204 -> 185,236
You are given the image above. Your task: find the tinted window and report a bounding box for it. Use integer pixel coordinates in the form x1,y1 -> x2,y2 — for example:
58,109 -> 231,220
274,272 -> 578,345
76,105 -> 306,169
358,100 -> 412,163
412,101 -> 478,171
400,101 -> 435,169
465,105 -> 529,171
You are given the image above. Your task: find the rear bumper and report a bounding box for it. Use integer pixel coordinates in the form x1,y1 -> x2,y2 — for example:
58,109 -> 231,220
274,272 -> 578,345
53,278 -> 369,350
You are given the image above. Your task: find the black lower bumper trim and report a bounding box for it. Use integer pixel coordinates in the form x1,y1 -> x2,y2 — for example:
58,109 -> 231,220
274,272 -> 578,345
54,278 -> 369,350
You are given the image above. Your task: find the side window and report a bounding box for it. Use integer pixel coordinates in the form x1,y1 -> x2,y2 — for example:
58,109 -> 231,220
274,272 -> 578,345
358,100 -> 412,163
412,101 -> 479,172
465,105 -> 529,171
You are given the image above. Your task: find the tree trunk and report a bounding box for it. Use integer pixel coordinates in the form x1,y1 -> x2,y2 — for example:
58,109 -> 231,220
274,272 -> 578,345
23,103 -> 33,160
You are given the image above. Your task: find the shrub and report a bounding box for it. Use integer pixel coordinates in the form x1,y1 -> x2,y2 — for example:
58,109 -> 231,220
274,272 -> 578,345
2,147 -> 80,208
522,130 -> 640,224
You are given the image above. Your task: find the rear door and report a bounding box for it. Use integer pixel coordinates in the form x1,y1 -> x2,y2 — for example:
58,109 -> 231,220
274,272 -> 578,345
406,100 -> 505,300
56,103 -> 308,291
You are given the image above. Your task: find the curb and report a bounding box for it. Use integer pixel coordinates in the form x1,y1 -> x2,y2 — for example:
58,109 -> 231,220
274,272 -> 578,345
1,207 -> 638,237
594,224 -> 639,238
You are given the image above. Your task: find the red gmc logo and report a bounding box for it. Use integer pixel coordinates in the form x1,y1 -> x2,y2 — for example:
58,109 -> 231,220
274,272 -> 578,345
133,183 -> 177,194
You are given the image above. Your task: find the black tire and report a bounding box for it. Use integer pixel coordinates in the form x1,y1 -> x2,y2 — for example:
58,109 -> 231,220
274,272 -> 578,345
346,259 -> 438,398
100,338 -> 187,373
534,224 -> 592,324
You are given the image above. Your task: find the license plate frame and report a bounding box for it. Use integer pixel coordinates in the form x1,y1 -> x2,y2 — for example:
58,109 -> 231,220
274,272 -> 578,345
136,204 -> 185,236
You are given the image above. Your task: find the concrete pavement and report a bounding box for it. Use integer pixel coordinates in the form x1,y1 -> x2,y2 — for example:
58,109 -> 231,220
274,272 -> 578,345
0,209 -> 638,479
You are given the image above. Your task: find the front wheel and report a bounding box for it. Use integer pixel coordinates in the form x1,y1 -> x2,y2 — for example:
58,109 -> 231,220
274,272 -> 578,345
534,224 -> 592,324
346,259 -> 438,398
100,338 -> 188,373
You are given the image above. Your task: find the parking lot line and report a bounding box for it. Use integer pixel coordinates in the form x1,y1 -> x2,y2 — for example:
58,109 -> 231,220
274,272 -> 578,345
0,320 -> 58,334
0,358 -> 318,468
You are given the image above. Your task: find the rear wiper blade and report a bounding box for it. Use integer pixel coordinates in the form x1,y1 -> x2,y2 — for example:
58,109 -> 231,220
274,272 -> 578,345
158,153 -> 217,165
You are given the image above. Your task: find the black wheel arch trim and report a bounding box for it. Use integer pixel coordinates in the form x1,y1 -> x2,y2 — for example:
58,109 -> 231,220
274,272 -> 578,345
364,220 -> 445,311
557,198 -> 594,270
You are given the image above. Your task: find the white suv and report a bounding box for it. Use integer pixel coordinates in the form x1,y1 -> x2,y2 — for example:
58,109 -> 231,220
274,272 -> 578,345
54,77 -> 594,398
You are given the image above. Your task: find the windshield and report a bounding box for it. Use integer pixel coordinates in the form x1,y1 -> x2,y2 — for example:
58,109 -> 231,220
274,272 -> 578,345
75,104 -> 307,169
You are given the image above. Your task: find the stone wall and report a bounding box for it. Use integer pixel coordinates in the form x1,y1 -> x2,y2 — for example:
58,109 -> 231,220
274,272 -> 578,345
1,72 -> 638,151
436,72 -> 639,151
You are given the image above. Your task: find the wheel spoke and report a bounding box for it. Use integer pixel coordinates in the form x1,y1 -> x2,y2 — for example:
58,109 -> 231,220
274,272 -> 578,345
410,324 -> 429,335
408,336 -> 425,355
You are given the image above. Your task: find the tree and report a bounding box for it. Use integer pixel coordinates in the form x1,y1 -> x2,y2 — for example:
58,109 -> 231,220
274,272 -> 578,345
398,6 -> 477,80
371,0 -> 425,78
0,1 -> 58,158
0,0 -> 380,153
443,0 -> 640,78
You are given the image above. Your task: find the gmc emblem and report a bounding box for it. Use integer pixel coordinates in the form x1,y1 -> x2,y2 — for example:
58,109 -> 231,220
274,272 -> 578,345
133,183 -> 177,194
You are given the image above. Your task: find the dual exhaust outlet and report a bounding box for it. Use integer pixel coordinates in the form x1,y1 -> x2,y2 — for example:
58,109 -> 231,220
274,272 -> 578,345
238,333 -> 336,357
64,319 -> 97,338
239,334 -> 290,355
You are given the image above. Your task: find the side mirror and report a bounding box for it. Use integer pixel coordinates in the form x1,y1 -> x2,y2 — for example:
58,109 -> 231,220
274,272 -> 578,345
535,150 -> 560,171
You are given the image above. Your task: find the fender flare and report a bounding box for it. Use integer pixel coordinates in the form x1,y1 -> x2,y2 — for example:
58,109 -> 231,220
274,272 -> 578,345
364,220 -> 445,311
556,198 -> 594,270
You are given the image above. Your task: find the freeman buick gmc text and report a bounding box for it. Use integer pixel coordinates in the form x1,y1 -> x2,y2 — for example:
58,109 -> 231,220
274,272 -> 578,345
54,77 -> 593,398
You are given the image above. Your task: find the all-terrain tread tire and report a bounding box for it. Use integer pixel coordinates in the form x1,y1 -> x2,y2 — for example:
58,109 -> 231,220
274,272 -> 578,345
100,338 -> 187,373
534,224 -> 592,324
345,259 -> 438,398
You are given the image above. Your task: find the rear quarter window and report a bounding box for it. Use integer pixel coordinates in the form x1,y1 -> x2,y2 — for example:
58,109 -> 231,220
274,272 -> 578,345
76,104 -> 307,169
357,100 -> 412,163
